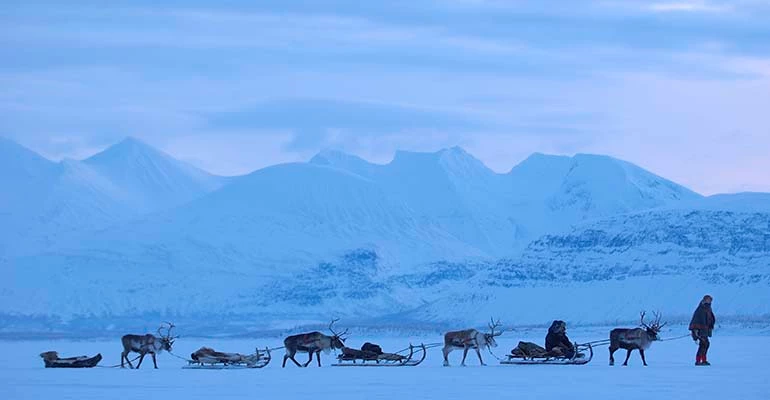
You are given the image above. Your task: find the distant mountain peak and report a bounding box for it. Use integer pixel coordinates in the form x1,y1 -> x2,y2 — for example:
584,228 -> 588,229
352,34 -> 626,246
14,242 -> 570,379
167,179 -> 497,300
309,149 -> 379,178
86,136 -> 165,164
310,149 -> 367,165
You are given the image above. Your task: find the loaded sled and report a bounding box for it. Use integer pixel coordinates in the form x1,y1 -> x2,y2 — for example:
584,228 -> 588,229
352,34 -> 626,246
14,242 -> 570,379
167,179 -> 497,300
183,347 -> 272,369
332,342 -> 427,367
40,351 -> 102,368
501,341 -> 593,365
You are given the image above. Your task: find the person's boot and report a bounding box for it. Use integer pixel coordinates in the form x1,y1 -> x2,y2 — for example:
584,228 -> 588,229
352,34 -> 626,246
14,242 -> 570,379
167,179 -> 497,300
695,355 -> 704,366
701,356 -> 710,366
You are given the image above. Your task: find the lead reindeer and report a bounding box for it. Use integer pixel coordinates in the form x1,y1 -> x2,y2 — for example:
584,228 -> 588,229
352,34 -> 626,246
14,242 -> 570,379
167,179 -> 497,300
609,311 -> 666,366
282,319 -> 348,368
442,318 -> 502,366
121,322 -> 178,369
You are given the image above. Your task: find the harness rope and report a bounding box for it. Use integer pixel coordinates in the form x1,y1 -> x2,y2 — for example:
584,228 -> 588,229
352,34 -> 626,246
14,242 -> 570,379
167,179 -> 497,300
168,350 -> 193,363
658,333 -> 692,342
95,354 -> 142,368
486,345 -> 504,362
582,332 -> 691,346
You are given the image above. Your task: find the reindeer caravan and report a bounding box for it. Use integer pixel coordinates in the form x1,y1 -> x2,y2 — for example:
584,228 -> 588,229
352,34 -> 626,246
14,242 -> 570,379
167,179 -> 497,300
38,311 -> 677,370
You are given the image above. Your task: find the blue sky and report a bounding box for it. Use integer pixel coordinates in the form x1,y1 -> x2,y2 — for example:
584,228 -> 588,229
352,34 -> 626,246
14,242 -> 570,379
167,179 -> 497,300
1,0 -> 769,194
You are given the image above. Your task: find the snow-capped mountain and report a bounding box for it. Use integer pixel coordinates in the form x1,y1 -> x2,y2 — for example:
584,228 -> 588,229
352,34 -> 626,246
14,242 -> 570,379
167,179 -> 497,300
1,138 -> 767,334
0,137 -> 225,256
84,137 -> 224,212
313,148 -> 701,254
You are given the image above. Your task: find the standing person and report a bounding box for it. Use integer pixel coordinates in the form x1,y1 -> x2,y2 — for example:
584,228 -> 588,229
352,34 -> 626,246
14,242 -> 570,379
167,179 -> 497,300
689,295 -> 716,366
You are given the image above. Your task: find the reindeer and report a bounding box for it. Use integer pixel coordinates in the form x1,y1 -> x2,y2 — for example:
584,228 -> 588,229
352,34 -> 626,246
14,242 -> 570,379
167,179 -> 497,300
442,318 -> 502,366
120,322 -> 178,369
282,319 -> 348,368
609,311 -> 666,366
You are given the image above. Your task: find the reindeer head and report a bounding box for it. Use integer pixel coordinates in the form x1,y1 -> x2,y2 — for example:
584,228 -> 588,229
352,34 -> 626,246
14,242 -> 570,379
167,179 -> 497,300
328,318 -> 349,349
640,311 -> 666,341
157,322 -> 178,351
484,318 -> 503,347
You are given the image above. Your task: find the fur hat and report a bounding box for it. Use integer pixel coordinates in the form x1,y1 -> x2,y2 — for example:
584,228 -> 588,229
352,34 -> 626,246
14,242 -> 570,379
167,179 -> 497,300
702,295 -> 713,303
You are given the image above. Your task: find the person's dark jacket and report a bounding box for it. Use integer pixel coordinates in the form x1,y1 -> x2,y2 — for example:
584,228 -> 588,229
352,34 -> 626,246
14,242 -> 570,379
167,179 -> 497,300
689,303 -> 716,337
545,329 -> 573,351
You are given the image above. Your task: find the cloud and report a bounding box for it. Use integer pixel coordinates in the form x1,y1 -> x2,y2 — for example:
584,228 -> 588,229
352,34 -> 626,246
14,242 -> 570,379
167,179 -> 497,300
206,98 -> 489,151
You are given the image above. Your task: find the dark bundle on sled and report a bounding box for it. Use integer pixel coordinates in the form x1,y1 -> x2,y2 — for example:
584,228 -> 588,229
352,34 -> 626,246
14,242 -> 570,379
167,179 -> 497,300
333,342 -> 427,367
510,341 -> 550,358
40,351 -> 102,368
501,341 -> 593,365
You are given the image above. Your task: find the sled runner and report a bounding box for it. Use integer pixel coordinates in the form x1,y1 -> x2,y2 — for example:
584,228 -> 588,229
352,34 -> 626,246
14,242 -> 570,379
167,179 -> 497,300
183,347 -> 271,369
332,343 -> 427,367
40,351 -> 102,368
500,341 -> 593,365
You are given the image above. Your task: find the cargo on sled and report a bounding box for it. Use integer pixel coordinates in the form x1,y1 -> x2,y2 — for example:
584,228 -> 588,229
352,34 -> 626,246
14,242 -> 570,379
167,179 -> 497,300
501,341 -> 593,365
332,342 -> 427,367
183,346 -> 272,369
40,351 -> 102,368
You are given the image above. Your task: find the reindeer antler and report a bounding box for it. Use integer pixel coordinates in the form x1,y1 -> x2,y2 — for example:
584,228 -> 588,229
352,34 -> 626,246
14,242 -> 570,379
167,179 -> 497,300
158,321 -> 178,339
328,318 -> 349,339
652,311 -> 667,330
639,311 -> 649,328
488,317 -> 503,337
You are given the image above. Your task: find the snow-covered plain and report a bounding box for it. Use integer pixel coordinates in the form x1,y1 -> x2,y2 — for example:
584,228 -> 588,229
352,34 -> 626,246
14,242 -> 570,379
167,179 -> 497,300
5,331 -> 769,400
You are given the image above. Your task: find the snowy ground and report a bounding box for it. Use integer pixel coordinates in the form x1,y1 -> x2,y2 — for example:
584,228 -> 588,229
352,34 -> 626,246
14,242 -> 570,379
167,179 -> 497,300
4,331 -> 769,400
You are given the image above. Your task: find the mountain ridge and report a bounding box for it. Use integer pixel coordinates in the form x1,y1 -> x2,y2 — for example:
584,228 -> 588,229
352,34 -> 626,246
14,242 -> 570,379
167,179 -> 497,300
1,137 -> 767,330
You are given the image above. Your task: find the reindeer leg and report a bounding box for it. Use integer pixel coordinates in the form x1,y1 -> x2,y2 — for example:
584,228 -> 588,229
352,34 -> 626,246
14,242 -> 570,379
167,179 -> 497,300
152,353 -> 158,369
303,351 -> 314,367
121,351 -> 128,368
136,353 -> 146,369
622,349 -> 632,366
442,346 -> 450,367
609,346 -> 616,366
640,349 -> 647,366
284,352 -> 300,368
461,346 -> 470,367
316,350 -> 322,367
475,347 -> 485,366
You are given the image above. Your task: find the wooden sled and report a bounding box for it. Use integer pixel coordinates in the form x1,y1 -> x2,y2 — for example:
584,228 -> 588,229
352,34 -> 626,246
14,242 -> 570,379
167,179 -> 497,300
183,347 -> 271,369
332,344 -> 427,367
500,342 -> 593,365
40,351 -> 102,368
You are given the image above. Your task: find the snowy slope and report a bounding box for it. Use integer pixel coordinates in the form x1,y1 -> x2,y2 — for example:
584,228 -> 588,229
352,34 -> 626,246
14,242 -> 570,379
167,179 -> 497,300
312,147 -> 516,255
0,138 -> 59,254
505,152 -> 703,239
3,162 -> 485,320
